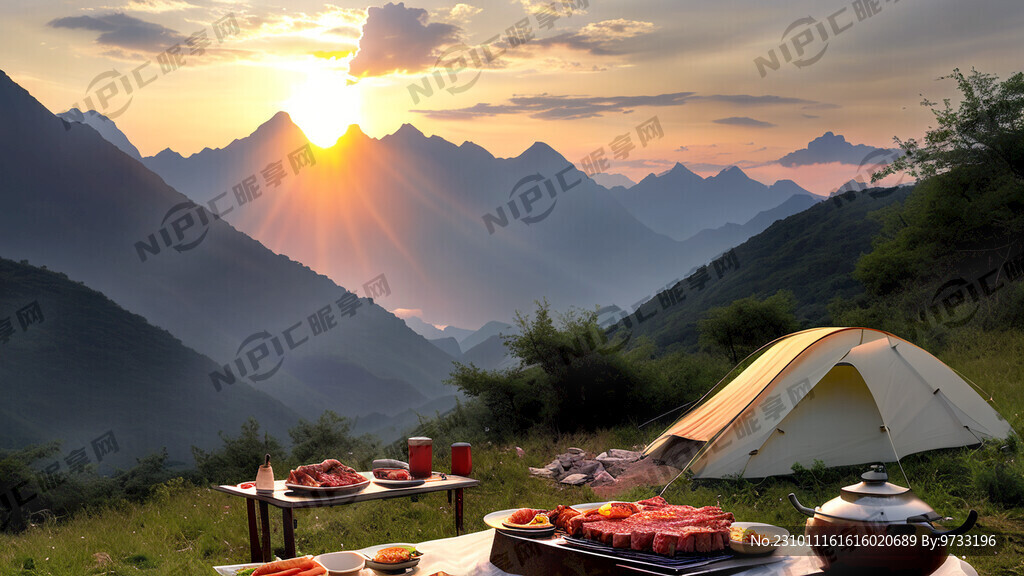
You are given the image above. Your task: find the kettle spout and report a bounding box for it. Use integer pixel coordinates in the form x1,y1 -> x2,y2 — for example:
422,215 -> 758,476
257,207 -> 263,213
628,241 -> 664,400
788,493 -> 816,517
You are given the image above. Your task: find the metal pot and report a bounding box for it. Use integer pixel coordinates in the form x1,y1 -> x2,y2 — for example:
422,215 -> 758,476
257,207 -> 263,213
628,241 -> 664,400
788,464 -> 977,576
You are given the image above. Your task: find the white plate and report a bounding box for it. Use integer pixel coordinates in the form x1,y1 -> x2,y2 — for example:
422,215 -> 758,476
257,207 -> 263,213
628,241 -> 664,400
360,543 -> 422,571
372,477 -> 425,488
728,522 -> 789,555
284,478 -> 370,494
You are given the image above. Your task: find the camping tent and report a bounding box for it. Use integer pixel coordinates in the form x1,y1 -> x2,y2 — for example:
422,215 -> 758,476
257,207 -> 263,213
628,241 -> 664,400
644,327 -> 1012,478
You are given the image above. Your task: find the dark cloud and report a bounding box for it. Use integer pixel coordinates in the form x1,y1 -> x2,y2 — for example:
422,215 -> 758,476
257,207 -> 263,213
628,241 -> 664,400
48,12 -> 185,52
712,117 -> 775,128
348,2 -> 460,77
776,131 -> 900,167
675,145 -> 689,152
411,91 -> 695,120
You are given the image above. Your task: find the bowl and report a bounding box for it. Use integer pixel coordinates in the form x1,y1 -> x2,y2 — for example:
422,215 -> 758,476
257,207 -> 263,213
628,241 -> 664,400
314,551 -> 365,575
728,522 -> 789,555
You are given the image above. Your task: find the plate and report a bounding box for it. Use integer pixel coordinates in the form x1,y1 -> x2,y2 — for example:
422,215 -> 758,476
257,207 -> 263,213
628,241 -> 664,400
360,543 -> 422,572
482,509 -> 556,538
284,478 -> 370,494
372,477 -> 425,488
728,522 -> 789,555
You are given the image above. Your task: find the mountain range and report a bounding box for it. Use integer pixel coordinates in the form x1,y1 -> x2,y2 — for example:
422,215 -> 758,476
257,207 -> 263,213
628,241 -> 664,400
0,257 -> 298,466
0,70 -> 456,444
609,163 -> 813,241
136,112 -> 818,329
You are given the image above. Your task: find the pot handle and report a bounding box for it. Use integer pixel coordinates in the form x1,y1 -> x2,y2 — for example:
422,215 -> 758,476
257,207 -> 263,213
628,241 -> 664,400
907,510 -> 977,537
788,493 -> 816,518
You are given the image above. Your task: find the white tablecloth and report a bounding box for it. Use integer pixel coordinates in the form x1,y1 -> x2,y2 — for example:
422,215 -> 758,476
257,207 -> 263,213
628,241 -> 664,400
215,529 -> 980,575
360,529 -> 980,576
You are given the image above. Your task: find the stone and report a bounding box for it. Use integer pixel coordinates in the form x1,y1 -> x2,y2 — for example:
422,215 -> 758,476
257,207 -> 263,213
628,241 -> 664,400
567,447 -> 586,455
608,449 -> 642,461
576,460 -> 601,475
569,453 -> 585,463
529,467 -> 555,478
515,446 -> 525,458
545,459 -> 563,474
591,470 -> 616,487
560,473 -> 589,485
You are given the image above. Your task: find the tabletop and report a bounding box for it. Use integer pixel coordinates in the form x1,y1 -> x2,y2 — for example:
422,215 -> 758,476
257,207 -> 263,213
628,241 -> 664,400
213,472 -> 480,509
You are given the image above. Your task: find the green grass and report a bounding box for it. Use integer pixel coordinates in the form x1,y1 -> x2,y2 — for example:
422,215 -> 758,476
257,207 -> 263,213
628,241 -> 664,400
2,332 -> 1022,575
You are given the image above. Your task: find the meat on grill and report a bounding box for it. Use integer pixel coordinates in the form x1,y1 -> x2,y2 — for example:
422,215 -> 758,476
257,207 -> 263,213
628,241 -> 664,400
558,496 -> 733,556
287,459 -> 366,487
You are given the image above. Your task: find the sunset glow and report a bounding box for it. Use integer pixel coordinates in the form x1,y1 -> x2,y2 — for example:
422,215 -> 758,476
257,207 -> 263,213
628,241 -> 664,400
284,65 -> 363,148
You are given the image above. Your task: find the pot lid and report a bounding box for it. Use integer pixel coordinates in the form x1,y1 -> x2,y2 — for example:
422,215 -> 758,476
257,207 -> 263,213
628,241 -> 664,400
815,465 -> 940,524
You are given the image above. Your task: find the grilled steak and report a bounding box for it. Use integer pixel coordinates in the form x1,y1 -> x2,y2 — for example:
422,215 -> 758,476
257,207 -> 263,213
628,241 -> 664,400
565,497 -> 733,556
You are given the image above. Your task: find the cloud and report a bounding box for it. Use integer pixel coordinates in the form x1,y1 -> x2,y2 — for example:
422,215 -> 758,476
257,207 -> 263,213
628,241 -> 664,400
349,2 -> 461,77
122,0 -> 199,13
390,308 -> 425,319
444,3 -> 482,23
712,116 -> 775,128
675,145 -> 689,152
532,19 -> 655,55
412,91 -> 694,120
48,12 -> 185,52
775,131 -> 900,167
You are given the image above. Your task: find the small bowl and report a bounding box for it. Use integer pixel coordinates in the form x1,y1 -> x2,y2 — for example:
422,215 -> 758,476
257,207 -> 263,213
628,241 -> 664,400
314,551 -> 365,575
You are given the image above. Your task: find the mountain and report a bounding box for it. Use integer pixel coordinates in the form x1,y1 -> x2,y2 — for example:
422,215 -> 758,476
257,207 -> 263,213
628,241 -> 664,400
459,320 -> 515,352
675,194 -> 821,264
402,316 -> 473,343
0,70 -> 455,424
0,257 -> 299,465
590,172 -> 636,189
56,108 -> 142,160
609,185 -> 913,350
461,335 -> 515,371
610,163 -> 814,241
138,116 -> 705,329
775,131 -> 900,167
428,337 -> 463,359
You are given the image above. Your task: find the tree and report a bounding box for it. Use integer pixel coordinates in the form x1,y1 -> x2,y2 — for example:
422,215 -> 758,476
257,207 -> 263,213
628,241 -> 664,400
873,68 -> 1024,184
192,418 -> 286,484
288,411 -> 378,469
697,291 -> 799,364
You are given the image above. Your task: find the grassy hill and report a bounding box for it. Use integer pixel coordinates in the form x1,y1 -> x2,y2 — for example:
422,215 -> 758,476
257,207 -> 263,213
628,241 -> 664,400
614,186 -> 913,351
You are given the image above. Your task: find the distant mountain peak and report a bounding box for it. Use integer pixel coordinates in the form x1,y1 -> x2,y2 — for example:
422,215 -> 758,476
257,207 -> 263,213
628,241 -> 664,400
776,131 -> 899,167
393,123 -> 425,139
56,107 -> 142,160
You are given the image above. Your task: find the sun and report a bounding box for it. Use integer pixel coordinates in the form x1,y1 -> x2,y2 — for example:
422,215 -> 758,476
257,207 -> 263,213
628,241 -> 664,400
284,67 -> 362,148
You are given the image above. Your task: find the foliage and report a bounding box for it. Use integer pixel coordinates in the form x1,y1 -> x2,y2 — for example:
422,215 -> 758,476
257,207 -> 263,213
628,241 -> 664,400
288,411 -> 379,471
448,301 -> 719,437
697,290 -> 799,363
873,68 -> 1024,184
192,418 -> 287,485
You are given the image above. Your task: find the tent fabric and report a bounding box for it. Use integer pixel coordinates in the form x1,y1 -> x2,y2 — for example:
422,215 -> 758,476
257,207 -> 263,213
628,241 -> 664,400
644,327 -> 1012,478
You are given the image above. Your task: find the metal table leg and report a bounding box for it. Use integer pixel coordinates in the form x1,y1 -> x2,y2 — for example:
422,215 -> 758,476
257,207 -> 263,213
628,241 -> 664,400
455,488 -> 464,534
283,508 -> 296,559
246,499 -> 261,563
259,501 -> 272,562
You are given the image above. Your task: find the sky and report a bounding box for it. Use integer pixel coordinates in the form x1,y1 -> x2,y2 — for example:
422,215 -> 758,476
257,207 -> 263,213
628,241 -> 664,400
3,0 -> 1023,193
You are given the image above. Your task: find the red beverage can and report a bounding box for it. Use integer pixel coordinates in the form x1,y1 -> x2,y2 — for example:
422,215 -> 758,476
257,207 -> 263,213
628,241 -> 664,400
408,437 -> 433,479
451,442 -> 472,477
